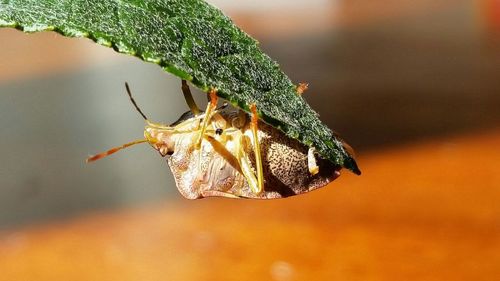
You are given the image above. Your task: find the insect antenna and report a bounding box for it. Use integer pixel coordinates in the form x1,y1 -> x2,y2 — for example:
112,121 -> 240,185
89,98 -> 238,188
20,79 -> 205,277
125,82 -> 148,120
86,139 -> 148,163
87,83 -> 151,163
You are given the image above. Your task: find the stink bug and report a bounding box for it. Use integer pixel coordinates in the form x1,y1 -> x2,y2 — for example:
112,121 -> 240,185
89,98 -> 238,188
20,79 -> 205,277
87,81 -> 342,199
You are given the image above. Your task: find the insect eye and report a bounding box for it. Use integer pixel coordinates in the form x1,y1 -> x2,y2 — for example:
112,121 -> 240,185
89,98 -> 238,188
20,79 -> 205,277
216,128 -> 223,135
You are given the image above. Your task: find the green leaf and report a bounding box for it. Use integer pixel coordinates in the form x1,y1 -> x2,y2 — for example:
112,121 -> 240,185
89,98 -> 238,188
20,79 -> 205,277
0,0 -> 360,174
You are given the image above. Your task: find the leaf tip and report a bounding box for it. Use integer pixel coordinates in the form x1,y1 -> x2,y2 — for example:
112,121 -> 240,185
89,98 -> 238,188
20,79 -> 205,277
343,156 -> 361,175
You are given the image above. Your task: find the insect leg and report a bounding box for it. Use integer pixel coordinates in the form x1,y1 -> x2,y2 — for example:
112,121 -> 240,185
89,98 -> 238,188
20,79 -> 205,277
201,190 -> 240,199
204,135 -> 242,174
235,132 -> 260,194
249,104 -> 264,194
181,80 -> 201,115
195,88 -> 218,149
307,147 -> 319,175
296,82 -> 309,95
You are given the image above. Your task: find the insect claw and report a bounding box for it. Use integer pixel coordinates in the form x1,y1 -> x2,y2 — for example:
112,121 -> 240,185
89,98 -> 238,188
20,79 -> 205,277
296,82 -> 309,95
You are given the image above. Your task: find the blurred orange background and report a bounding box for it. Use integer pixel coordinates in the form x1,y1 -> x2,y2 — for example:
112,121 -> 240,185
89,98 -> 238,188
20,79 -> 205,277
0,0 -> 499,280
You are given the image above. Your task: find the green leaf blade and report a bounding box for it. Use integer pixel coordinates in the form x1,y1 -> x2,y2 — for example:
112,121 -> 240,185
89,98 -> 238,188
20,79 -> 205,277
0,0 -> 360,174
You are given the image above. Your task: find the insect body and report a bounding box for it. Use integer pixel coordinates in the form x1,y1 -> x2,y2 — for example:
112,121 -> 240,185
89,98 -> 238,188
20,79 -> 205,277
87,81 -> 343,199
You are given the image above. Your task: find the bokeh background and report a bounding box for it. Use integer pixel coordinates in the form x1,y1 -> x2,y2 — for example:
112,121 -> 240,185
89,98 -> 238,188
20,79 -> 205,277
0,0 -> 499,280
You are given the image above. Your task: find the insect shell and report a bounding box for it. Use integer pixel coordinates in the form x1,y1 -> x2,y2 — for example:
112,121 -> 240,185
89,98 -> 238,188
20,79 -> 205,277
88,84 -> 342,199
145,107 -> 341,199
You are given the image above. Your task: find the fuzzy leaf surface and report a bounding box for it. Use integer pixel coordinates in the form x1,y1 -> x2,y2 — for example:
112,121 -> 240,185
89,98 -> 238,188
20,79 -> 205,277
0,0 -> 360,173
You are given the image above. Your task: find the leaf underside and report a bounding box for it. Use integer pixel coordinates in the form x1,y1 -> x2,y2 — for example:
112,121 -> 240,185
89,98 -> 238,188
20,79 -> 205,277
0,0 -> 360,174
